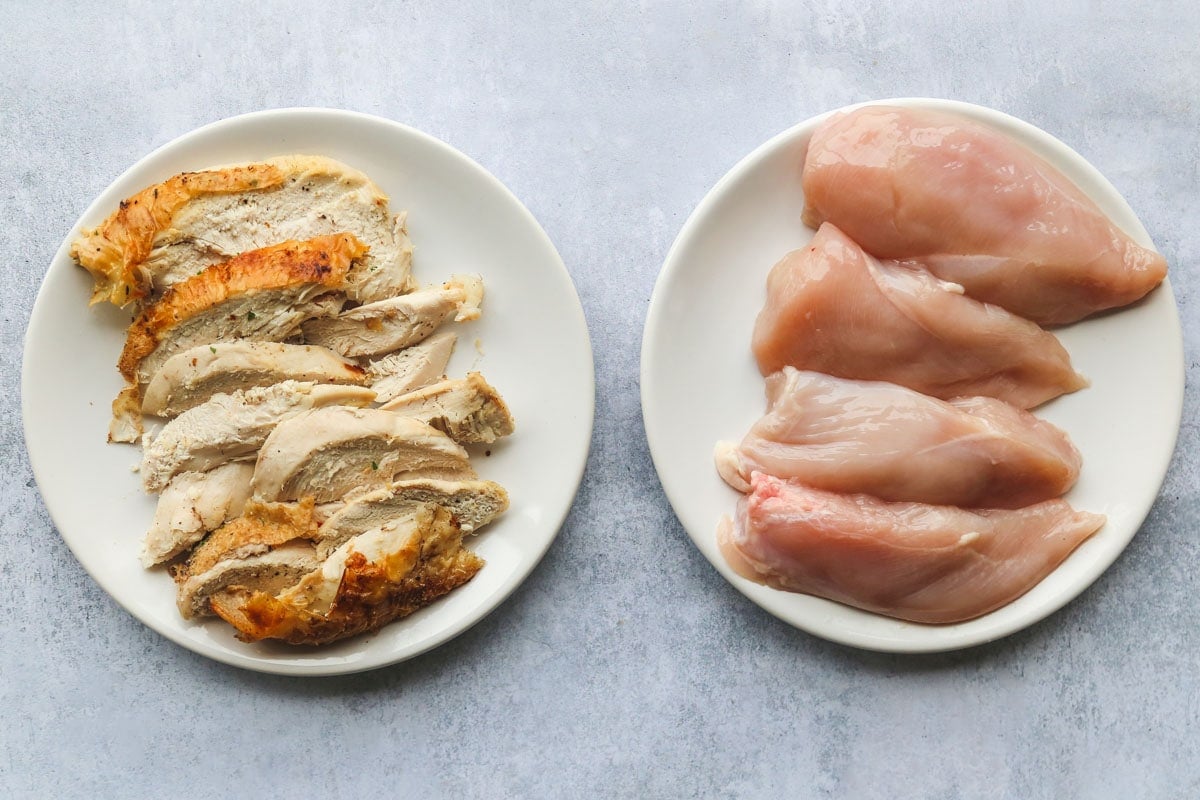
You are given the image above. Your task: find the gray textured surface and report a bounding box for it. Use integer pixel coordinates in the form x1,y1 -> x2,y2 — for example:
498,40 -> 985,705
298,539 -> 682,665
2,1 -> 1198,797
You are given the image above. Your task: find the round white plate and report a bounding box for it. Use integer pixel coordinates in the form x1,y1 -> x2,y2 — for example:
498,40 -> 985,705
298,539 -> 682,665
641,98 -> 1183,653
23,108 -> 594,675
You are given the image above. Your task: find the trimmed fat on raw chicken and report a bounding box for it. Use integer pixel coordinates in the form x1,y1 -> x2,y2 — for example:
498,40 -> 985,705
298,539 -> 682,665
801,105 -> 1167,325
751,223 -> 1086,409
719,473 -> 1105,624
715,368 -> 1081,508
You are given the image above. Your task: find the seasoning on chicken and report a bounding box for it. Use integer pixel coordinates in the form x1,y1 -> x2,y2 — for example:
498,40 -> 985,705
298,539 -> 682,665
379,372 -> 515,445
301,274 -> 482,358
210,504 -> 483,645
316,478 -> 509,556
250,407 -> 476,504
364,331 -> 457,403
140,462 -> 254,567
110,234 -> 365,442
141,341 -> 368,418
172,497 -> 323,619
140,381 -> 376,492
72,155 -> 415,307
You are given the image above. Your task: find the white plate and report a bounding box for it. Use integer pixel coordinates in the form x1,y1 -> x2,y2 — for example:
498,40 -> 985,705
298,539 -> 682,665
23,108 -> 594,675
641,98 -> 1183,653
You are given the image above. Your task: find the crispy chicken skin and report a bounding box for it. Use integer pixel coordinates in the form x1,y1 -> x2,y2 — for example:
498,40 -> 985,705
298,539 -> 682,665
173,498 -> 322,619
316,477 -> 509,556
118,234 -> 364,384
72,155 -> 414,306
211,505 -> 483,645
74,161 -> 291,306
76,154 -> 509,646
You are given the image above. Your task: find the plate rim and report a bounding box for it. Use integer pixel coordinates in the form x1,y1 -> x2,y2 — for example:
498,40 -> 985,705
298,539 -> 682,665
22,106 -> 596,675
640,96 -> 1184,654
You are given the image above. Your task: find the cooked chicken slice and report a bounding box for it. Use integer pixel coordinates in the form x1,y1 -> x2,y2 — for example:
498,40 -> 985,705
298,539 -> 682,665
210,504 -> 484,645
301,274 -> 482,358
107,234 -> 361,442
178,543 -> 320,621
173,498 -> 320,618
140,462 -> 254,567
141,381 -> 376,492
118,234 -> 362,387
109,387 -> 145,443
317,478 -> 509,556
251,407 -> 475,503
71,155 -> 414,306
365,331 -> 457,403
142,341 -> 367,418
379,372 -> 514,444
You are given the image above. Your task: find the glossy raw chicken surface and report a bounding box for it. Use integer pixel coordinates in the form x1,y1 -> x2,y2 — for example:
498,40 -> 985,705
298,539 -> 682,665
715,368 -> 1081,508
719,473 -> 1106,624
751,223 -> 1087,408
801,105 -> 1167,325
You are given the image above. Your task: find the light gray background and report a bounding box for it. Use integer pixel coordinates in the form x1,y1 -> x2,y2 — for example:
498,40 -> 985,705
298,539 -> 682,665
2,2 -> 1197,797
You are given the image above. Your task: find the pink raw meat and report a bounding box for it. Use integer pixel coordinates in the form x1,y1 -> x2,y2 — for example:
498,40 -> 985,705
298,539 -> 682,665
801,105 -> 1166,325
719,473 -> 1105,624
715,368 -> 1080,508
751,222 -> 1086,408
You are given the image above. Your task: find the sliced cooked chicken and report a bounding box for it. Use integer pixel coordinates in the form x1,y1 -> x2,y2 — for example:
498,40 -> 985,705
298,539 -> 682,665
715,368 -> 1081,508
752,223 -> 1087,409
177,543 -> 320,621
301,274 -> 482,358
140,462 -> 254,567
142,341 -> 367,418
173,498 -> 320,619
118,234 -> 362,388
379,372 -> 514,445
108,235 -> 361,442
108,388 -> 145,444
317,477 -> 509,556
71,155 -> 415,306
251,407 -> 475,503
210,504 -> 484,645
801,106 -> 1167,325
365,331 -> 457,403
140,381 -> 376,492
719,473 -> 1105,624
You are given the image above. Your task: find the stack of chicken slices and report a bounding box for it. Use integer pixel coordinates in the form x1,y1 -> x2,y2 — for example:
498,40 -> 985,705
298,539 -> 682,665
715,106 -> 1167,624
73,155 -> 513,646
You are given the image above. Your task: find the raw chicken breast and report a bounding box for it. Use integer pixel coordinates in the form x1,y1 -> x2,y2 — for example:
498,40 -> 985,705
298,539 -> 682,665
751,223 -> 1086,409
801,105 -> 1167,325
715,368 -> 1081,508
719,473 -> 1105,624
